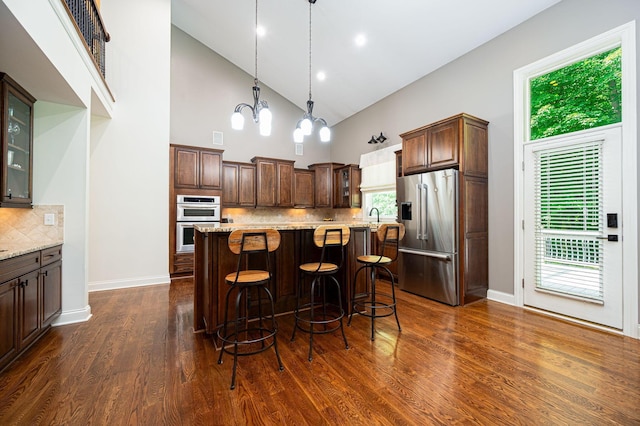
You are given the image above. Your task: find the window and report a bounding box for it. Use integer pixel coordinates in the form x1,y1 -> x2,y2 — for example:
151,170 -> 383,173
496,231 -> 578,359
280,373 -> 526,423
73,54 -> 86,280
359,143 -> 401,221
529,46 -> 621,140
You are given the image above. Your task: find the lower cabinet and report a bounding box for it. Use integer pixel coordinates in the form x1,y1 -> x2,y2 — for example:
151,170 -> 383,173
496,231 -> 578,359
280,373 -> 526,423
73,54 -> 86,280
0,245 -> 62,372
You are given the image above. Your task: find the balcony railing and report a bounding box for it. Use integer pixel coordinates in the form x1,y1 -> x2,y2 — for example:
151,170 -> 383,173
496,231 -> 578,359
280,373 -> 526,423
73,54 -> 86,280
61,0 -> 110,77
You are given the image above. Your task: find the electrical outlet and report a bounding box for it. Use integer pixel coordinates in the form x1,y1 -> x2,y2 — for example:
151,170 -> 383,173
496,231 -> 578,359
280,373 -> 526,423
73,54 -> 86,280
44,213 -> 55,226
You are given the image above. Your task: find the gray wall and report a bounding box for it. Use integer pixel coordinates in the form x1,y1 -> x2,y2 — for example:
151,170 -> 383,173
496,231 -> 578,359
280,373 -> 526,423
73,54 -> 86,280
330,0 -> 640,301
171,27 -> 331,167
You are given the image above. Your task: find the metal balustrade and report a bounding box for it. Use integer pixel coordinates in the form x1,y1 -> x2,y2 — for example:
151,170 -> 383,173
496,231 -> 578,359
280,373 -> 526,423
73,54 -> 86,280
61,0 -> 110,77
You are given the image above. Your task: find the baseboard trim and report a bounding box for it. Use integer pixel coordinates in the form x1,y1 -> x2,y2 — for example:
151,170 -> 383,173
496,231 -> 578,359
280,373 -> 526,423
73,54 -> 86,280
53,305 -> 92,326
486,289 -> 516,306
89,274 -> 171,292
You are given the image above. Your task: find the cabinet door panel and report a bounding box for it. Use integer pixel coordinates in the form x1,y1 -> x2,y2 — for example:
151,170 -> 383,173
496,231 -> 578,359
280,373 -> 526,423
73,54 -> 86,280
0,280 -> 18,371
294,169 -> 314,207
238,165 -> 256,206
402,132 -> 427,175
18,269 -> 39,349
41,260 -> 62,327
255,160 -> 277,206
277,162 -> 294,207
222,163 -> 239,205
428,120 -> 459,169
199,150 -> 222,189
174,148 -> 199,188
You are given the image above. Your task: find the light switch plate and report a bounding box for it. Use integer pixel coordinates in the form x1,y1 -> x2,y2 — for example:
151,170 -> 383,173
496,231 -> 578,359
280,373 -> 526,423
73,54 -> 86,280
44,213 -> 55,226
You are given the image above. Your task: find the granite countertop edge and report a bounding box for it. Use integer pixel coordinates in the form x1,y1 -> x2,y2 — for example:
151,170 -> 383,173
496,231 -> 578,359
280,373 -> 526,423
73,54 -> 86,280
194,221 -> 391,233
0,241 -> 64,261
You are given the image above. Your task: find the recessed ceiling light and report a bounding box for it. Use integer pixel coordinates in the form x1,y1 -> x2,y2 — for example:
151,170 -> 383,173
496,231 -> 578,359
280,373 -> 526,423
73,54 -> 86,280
256,25 -> 266,37
316,71 -> 326,81
355,34 -> 366,47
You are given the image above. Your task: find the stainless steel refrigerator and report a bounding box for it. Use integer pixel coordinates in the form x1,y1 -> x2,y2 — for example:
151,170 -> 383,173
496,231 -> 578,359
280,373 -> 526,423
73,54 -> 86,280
397,168 -> 459,305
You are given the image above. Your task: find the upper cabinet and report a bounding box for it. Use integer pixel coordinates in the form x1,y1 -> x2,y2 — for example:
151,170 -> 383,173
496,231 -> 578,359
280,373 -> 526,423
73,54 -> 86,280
252,157 -> 295,207
400,113 -> 488,177
222,161 -> 256,207
334,164 -> 361,208
1,73 -> 35,208
308,162 -> 343,209
172,144 -> 223,190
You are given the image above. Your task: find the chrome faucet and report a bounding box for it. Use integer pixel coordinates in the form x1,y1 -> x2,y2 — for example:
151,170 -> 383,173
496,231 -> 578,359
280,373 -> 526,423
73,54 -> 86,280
369,207 -> 380,223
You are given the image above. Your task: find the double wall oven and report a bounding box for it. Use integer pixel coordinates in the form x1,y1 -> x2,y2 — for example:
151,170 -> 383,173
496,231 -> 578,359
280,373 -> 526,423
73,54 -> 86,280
176,195 -> 220,253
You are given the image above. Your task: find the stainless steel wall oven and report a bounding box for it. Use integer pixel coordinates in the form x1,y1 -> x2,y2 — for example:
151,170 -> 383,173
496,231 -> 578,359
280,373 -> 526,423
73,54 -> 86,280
176,195 -> 220,252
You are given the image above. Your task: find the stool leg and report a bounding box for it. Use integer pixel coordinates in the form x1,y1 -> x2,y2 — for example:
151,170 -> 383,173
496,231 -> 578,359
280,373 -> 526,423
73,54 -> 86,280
370,266 -> 376,341
218,285 -> 234,365
329,275 -> 349,350
262,285 -> 284,371
291,272 -> 302,342
386,267 -> 402,332
230,286 -> 244,390
348,266 -> 364,326
308,276 -> 317,361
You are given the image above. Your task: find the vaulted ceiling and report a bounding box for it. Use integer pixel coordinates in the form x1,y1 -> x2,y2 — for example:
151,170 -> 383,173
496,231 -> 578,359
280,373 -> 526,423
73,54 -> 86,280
171,0 -> 562,126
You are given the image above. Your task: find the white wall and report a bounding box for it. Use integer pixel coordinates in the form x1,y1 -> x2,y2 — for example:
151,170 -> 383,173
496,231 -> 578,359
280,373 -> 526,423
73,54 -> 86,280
171,27 -> 331,168
88,0 -> 171,291
330,0 -> 640,310
33,102 -> 91,323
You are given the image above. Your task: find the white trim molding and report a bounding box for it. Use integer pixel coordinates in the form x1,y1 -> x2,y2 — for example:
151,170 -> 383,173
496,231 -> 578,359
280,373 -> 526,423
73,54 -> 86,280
53,305 -> 92,326
513,21 -> 638,339
89,275 -> 171,292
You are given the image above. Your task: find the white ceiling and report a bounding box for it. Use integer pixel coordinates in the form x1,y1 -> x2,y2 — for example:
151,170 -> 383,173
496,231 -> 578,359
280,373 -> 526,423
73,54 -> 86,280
171,0 -> 561,126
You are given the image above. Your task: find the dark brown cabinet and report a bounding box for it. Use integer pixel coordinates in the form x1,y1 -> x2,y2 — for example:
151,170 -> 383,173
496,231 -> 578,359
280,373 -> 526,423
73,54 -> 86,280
173,145 -> 223,190
252,157 -> 295,207
1,73 -> 35,208
308,162 -> 343,208
222,161 -> 256,207
400,113 -> 487,176
334,164 -> 361,208
0,245 -> 62,372
399,113 -> 489,304
294,168 -> 314,208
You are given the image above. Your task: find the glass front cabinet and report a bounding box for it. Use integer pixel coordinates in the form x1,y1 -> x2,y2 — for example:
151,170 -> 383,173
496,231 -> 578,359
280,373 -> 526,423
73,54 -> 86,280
1,73 -> 35,208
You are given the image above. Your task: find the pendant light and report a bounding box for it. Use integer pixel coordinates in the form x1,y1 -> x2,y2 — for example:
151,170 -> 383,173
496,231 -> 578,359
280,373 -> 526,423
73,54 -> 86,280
294,0 -> 330,143
231,0 -> 272,136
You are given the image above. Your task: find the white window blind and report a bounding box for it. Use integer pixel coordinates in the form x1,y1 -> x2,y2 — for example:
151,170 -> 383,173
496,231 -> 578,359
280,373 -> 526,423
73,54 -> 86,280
534,142 -> 604,301
359,143 -> 401,192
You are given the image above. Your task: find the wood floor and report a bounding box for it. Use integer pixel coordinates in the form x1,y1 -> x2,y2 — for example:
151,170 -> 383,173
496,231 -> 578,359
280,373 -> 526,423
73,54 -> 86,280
1,278 -> 639,425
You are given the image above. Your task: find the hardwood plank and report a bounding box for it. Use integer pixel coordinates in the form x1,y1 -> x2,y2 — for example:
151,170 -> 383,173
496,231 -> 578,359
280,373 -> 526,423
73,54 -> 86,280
0,279 -> 639,425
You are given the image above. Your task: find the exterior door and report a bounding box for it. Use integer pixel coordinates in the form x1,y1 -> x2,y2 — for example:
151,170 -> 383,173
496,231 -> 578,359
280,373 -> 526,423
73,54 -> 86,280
523,127 -> 622,329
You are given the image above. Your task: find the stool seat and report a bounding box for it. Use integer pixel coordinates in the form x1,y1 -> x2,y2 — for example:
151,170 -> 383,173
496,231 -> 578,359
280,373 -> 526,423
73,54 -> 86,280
299,262 -> 339,273
357,255 -> 392,265
225,270 -> 271,284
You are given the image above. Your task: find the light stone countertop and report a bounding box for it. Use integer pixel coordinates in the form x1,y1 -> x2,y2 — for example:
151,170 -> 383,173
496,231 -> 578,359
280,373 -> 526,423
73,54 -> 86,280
194,221 -> 385,233
0,240 -> 64,261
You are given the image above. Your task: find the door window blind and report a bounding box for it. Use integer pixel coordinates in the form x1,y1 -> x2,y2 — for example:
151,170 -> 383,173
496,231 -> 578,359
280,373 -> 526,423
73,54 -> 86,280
533,142 -> 604,301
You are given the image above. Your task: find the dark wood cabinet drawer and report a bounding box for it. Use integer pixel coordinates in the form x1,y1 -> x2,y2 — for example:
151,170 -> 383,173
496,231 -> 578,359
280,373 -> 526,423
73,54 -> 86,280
0,252 -> 40,285
41,245 -> 62,266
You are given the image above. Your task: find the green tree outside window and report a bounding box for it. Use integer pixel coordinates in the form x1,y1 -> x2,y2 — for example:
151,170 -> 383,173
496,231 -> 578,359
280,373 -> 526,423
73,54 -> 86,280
530,46 -> 621,140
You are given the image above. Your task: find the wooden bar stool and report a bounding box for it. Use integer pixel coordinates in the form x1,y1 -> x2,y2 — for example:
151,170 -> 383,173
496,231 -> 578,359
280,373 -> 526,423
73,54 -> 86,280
291,225 -> 350,361
217,228 -> 284,390
348,223 -> 405,340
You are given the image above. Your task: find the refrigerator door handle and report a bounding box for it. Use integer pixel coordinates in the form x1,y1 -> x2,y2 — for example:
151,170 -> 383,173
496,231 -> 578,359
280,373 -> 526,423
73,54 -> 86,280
422,183 -> 428,242
399,248 -> 452,261
415,183 -> 422,240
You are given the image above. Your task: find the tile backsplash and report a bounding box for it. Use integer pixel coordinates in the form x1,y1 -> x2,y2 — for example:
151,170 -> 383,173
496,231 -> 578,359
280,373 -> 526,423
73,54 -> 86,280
221,207 -> 362,224
0,205 -> 64,244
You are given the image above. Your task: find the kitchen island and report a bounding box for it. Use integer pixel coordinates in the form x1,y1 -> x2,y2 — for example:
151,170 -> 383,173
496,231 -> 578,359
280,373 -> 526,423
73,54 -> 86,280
193,222 -> 374,335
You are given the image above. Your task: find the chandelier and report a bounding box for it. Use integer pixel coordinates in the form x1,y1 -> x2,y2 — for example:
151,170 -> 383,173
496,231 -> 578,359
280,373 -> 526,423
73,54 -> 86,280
231,0 -> 272,136
293,0 -> 330,143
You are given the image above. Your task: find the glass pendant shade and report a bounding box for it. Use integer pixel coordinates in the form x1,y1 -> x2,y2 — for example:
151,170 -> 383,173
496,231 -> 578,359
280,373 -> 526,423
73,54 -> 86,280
293,127 -> 304,143
319,125 -> 331,142
231,112 -> 245,130
300,118 -> 313,135
259,107 -> 272,136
